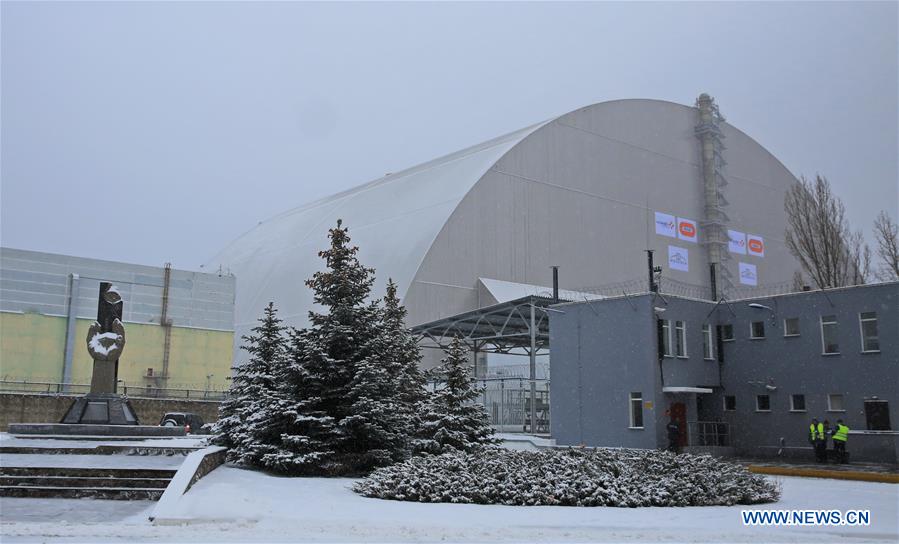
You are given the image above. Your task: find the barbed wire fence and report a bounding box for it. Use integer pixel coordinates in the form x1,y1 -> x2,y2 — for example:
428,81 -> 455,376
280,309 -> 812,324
575,276 -> 798,301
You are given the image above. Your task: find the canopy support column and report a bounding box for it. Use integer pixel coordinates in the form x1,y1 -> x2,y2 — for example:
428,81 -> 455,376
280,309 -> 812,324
529,302 -> 537,434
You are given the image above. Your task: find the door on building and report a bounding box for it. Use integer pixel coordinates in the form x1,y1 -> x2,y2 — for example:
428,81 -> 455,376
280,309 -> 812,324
864,400 -> 891,430
670,402 -> 688,447
696,393 -> 716,421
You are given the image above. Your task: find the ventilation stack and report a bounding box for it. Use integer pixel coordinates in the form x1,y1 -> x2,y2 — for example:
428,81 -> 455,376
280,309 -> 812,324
694,93 -> 731,300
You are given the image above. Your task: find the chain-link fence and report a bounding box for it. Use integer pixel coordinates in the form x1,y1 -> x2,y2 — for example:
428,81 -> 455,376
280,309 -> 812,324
429,377 -> 550,433
0,380 -> 227,401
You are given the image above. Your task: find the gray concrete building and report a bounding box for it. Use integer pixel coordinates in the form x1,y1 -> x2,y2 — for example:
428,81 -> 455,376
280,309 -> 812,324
207,96 -> 803,366
549,282 -> 899,463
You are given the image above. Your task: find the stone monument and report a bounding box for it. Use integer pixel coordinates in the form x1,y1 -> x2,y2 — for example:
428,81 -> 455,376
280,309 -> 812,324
60,282 -> 140,425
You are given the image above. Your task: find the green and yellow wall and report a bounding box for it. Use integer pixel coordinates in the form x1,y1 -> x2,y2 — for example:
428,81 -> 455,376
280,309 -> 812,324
0,248 -> 236,392
0,312 -> 233,390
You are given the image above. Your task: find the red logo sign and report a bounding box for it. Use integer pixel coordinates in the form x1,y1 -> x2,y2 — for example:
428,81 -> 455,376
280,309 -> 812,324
679,222 -> 696,238
749,238 -> 764,253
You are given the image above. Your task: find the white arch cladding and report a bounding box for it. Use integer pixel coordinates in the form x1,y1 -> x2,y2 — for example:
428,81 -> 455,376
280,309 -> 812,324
406,99 -> 802,326
206,121 -> 548,336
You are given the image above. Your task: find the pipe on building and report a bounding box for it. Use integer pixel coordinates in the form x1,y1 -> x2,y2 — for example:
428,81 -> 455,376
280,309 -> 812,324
551,266 -> 559,303
161,263 -> 172,386
61,273 -> 80,391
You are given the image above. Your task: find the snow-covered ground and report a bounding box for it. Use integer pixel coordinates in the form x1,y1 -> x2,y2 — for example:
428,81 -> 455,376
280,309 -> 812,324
2,466 -> 897,543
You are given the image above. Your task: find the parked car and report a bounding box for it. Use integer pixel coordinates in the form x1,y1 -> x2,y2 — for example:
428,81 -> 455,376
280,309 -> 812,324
159,412 -> 207,433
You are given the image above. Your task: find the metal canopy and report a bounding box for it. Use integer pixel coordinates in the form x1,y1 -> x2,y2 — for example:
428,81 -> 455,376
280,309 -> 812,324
411,295 -> 559,434
663,386 -> 714,394
410,295 -> 555,355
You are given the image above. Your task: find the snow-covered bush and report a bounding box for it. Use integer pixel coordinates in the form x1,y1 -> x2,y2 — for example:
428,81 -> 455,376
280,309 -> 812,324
354,448 -> 780,507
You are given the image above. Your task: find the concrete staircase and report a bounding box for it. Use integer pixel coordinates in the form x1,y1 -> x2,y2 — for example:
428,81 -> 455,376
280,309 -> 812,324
0,466 -> 176,500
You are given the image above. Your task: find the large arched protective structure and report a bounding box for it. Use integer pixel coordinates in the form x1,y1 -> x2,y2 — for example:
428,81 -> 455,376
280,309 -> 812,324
207,98 -> 802,362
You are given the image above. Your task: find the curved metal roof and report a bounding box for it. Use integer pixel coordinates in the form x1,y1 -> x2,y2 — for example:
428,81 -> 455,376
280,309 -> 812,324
208,97 -> 798,334
206,120 -> 547,327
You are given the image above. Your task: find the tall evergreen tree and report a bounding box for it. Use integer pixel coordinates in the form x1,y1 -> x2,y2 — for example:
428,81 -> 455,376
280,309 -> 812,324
256,325 -> 336,473
342,279 -> 429,469
276,219 -> 384,474
213,302 -> 287,466
216,222 -> 434,475
417,336 -> 497,453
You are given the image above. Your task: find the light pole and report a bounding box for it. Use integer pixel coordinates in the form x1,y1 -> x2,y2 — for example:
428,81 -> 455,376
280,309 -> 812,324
748,303 -> 777,327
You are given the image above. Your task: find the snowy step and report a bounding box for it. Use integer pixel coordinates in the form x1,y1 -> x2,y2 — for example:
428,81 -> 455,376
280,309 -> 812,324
0,453 -> 185,470
0,485 -> 164,500
0,466 -> 177,479
0,475 -> 171,489
0,445 -> 196,456
0,465 -> 176,500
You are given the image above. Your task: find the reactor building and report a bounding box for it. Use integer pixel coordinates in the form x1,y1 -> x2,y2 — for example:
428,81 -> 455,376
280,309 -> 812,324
207,96 -> 803,363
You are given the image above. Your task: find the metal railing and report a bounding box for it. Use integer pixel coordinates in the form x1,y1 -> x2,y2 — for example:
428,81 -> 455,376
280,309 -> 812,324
0,380 -> 227,401
429,377 -> 551,433
688,420 -> 730,447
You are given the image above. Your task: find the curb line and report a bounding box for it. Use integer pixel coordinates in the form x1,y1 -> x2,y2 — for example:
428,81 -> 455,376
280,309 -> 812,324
748,465 -> 899,484
149,445 -> 226,523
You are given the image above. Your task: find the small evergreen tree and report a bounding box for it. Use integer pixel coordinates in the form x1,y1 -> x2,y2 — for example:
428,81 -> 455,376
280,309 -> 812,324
417,336 -> 497,453
380,280 -> 427,410
213,302 -> 287,467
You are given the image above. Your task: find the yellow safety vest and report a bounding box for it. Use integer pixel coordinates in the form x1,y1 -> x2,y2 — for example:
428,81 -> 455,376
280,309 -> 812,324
833,424 -> 849,442
809,423 -> 824,441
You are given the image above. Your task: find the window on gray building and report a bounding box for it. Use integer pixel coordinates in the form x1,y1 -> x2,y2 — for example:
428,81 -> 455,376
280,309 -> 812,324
827,394 -> 845,412
675,321 -> 687,357
702,324 -> 714,360
859,312 -> 880,352
660,320 -> 672,357
750,321 -> 765,339
790,394 -> 806,412
864,400 -> 891,431
629,392 -> 644,429
756,395 -> 771,412
784,317 -> 800,337
821,315 -> 840,354
721,324 -> 734,341
724,395 -> 736,411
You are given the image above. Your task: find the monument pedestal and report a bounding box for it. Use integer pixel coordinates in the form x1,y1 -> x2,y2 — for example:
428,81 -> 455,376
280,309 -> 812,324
61,393 -> 140,425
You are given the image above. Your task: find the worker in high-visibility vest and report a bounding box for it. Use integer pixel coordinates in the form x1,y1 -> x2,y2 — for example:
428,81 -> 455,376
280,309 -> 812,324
809,418 -> 826,463
832,419 -> 850,464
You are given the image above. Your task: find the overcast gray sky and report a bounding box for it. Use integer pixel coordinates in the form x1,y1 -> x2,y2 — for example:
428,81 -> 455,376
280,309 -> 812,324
2,1 -> 896,271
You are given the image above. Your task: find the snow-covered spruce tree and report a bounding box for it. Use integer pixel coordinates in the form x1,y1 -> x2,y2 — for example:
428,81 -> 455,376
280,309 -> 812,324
342,313 -> 411,470
341,279 -> 430,469
254,325 -> 338,474
268,219 -> 402,475
416,336 -> 497,453
380,279 -> 427,411
212,302 -> 288,467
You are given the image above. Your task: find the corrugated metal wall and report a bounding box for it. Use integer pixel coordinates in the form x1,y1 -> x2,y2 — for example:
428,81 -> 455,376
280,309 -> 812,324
0,248 -> 234,331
